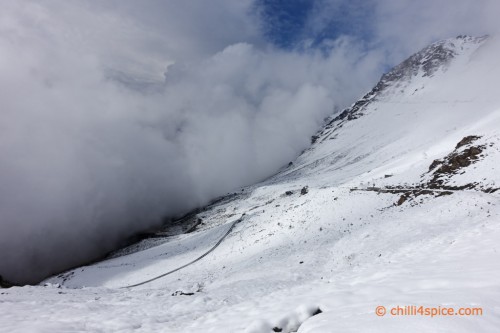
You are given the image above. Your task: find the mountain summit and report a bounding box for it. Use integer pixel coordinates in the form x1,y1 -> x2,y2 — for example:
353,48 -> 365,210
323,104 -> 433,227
323,35 -> 488,129
382,35 -> 487,81
3,36 -> 500,333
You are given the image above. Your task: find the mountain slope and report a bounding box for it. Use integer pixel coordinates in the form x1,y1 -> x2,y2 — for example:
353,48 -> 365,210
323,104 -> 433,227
2,36 -> 500,333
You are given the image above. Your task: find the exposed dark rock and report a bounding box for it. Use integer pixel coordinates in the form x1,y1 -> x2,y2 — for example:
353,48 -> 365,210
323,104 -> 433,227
428,136 -> 485,186
285,191 -> 294,196
428,159 -> 443,171
312,308 -> 323,316
0,275 -> 15,288
171,291 -> 195,296
186,218 -> 203,233
397,194 -> 409,206
456,135 -> 481,149
272,327 -> 283,332
300,186 -> 309,195
435,191 -> 453,197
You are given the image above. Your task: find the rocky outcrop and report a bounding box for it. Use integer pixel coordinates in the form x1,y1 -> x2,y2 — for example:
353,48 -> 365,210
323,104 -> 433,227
427,135 -> 485,188
351,135 -> 498,206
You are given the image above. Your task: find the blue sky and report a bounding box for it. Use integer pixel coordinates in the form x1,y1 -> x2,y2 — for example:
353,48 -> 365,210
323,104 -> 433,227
256,0 -> 316,48
256,0 -> 375,50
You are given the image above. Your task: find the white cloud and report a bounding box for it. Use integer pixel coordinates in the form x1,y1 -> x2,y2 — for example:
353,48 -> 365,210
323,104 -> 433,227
303,0 -> 500,65
371,0 -> 500,63
0,1 -> 383,283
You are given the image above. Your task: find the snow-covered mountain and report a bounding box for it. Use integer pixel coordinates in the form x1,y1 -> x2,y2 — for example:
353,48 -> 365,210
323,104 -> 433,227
2,35 -> 500,332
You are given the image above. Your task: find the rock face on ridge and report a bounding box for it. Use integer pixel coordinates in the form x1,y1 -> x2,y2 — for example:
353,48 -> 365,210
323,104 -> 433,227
319,35 -> 488,134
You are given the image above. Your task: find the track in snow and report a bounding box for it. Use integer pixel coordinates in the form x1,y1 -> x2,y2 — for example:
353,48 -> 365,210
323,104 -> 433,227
120,215 -> 244,288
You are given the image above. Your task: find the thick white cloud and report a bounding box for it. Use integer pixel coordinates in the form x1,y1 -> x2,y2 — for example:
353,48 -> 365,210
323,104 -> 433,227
302,0 -> 500,65
372,0 -> 500,63
0,1 -> 383,283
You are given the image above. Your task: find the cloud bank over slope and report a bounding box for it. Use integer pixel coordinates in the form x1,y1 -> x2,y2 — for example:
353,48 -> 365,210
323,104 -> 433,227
0,0 -> 498,283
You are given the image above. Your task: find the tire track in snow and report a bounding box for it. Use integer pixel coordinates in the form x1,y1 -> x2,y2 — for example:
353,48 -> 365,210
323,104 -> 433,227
121,215 -> 244,288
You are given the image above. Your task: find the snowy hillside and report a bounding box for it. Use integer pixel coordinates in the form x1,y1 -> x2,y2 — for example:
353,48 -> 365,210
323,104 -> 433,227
2,35 -> 500,332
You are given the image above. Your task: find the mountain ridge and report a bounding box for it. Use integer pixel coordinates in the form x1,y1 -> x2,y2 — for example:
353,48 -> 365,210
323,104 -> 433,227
316,35 -> 488,141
